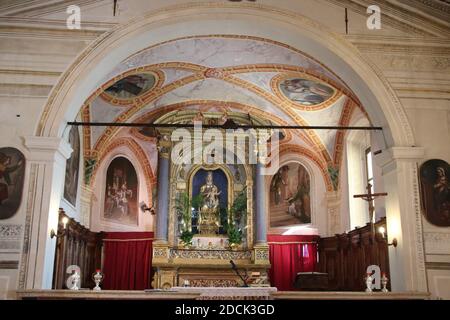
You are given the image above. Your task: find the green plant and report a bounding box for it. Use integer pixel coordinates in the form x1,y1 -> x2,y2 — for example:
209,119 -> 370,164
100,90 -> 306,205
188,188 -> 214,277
227,223 -> 243,245
180,230 -> 193,245
231,188 -> 247,221
175,192 -> 192,232
191,194 -> 204,211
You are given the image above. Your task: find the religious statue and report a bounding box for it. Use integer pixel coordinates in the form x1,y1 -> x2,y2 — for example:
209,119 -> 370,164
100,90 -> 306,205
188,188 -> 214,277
198,171 -> 221,235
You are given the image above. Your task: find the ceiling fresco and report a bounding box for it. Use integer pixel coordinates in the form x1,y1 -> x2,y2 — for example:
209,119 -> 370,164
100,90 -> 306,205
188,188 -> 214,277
80,35 -> 369,190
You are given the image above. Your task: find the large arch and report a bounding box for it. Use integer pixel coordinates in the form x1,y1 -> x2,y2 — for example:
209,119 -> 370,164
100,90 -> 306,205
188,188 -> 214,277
25,3 -> 425,292
38,3 -> 413,147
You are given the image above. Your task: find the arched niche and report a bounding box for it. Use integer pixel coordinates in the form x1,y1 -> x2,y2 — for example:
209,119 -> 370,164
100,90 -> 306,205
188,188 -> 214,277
266,156 -> 322,235
90,148 -> 153,233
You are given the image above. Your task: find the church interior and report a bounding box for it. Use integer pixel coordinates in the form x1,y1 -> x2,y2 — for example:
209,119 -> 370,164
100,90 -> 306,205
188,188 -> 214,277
0,0 -> 449,300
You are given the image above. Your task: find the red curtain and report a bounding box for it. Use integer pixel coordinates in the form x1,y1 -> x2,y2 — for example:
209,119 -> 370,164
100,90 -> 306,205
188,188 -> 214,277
268,235 -> 319,291
102,232 -> 153,290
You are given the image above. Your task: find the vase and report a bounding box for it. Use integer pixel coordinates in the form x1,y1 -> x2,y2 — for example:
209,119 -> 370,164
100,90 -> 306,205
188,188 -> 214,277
180,241 -> 192,249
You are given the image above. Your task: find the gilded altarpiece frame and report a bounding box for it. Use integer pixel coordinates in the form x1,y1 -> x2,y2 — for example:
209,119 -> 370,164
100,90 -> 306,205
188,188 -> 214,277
168,163 -> 254,250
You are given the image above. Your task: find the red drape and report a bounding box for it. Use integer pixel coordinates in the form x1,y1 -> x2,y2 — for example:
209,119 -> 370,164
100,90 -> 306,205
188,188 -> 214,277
268,234 -> 319,291
102,232 -> 153,290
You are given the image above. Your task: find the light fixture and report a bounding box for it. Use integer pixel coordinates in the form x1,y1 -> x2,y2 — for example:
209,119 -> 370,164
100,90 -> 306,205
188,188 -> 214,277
50,216 -> 69,239
378,226 -> 398,247
140,202 -> 156,215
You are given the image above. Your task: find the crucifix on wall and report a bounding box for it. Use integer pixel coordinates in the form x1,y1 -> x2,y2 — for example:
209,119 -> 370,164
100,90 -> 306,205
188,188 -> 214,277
353,183 -> 388,240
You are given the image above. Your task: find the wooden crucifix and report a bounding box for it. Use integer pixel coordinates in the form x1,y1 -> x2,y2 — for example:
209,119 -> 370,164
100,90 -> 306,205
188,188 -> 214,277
353,183 -> 388,240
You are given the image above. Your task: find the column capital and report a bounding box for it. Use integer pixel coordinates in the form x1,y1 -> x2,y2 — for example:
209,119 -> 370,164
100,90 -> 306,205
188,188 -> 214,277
157,136 -> 172,159
376,146 -> 425,170
23,136 -> 72,162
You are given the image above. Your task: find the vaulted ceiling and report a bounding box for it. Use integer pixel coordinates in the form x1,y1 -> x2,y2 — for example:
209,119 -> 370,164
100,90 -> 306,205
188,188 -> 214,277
80,35 -> 367,189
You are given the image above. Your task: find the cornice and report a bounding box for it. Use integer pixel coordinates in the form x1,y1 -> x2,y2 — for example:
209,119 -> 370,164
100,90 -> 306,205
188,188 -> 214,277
0,16 -> 115,35
0,0 -> 102,17
327,0 -> 450,38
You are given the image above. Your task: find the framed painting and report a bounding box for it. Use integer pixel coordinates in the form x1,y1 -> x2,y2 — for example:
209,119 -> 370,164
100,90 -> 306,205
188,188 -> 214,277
269,162 -> 311,228
63,126 -> 80,206
103,157 -> 139,225
420,159 -> 450,227
0,148 -> 25,219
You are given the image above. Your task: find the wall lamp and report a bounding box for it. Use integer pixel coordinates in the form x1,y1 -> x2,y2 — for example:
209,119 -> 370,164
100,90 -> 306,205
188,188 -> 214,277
50,216 -> 69,239
378,226 -> 398,247
140,202 -> 156,215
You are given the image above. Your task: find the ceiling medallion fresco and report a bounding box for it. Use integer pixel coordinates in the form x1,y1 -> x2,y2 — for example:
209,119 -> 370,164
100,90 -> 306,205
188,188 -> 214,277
102,71 -> 161,103
272,74 -> 341,111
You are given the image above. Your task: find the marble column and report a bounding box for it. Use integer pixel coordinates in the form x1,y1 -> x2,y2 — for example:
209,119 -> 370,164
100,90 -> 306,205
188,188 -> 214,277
254,162 -> 270,265
20,136 -> 72,289
255,162 -> 267,244
155,150 -> 170,242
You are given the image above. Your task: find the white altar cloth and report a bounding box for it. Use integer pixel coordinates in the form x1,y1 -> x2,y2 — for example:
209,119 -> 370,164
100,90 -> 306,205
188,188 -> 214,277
172,287 -> 277,300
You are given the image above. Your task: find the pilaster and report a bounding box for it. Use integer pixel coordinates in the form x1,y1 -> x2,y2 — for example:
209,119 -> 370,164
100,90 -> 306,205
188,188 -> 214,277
326,191 -> 341,236
20,136 -> 72,289
376,146 -> 427,292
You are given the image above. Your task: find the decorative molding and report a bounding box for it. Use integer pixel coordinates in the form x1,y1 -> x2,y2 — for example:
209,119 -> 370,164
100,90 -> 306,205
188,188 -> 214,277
424,232 -> 450,254
0,224 -> 22,252
0,224 -> 22,240
18,163 -> 38,289
279,144 -> 333,191
411,164 -> 428,291
425,262 -> 450,270
327,0 -> 449,38
24,136 -> 73,161
0,260 -> 19,270
366,54 -> 450,72
377,147 -> 426,172
185,279 -> 241,288
253,246 -> 270,265
170,249 -> 252,261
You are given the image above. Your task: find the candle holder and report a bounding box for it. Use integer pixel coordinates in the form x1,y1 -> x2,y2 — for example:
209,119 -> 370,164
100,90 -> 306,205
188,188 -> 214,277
92,270 -> 104,291
381,273 -> 389,292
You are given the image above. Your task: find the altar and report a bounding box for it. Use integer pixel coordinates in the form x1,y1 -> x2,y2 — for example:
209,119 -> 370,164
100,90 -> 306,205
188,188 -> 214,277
15,289 -> 430,300
152,131 -> 271,289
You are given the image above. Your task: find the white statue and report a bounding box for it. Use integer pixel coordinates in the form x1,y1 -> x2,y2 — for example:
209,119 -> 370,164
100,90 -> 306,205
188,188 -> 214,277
365,273 -> 373,292
66,265 -> 81,290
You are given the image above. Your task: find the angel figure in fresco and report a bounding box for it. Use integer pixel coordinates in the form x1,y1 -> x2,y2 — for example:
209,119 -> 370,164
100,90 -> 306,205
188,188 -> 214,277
0,153 -> 23,205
